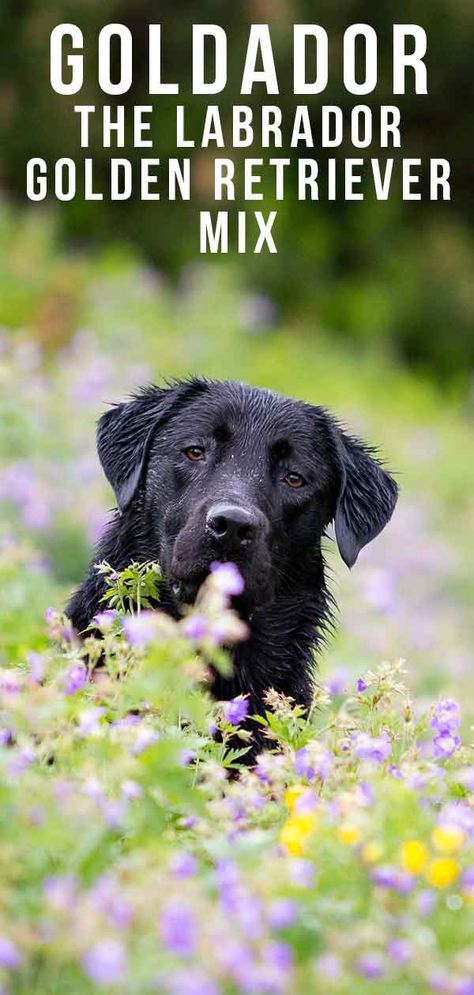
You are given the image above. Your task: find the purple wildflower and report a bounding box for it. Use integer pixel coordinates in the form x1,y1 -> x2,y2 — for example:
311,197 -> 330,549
453,979 -> 474,995
180,815 -> 198,829
45,608 -> 74,643
63,662 -> 88,696
461,866 -> 474,893
357,952 -> 385,979
160,899 -> 197,957
131,727 -> 159,755
166,968 -> 218,995
433,729 -> 461,760
223,696 -> 249,726
357,677 -> 367,693
122,611 -> 157,647
170,852 -> 197,878
294,745 -> 333,782
461,767 -> 474,791
93,610 -> 116,630
430,701 -> 461,759
415,889 -> 437,918
209,615 -> 248,646
440,801 -> 474,834
406,770 -> 430,791
235,892 -> 265,939
262,940 -> 293,970
0,937 -> 21,970
387,938 -> 411,964
215,858 -> 240,891
294,747 -> 314,780
102,799 -> 128,828
210,561 -> 244,596
430,699 -> 460,734
90,876 -> 133,931
26,651 -> 46,683
428,970 -> 452,993
83,777 -> 105,803
325,668 -> 349,695
0,728 -> 12,747
254,755 -> 276,782
372,865 -> 413,894
121,780 -> 142,800
82,939 -> 126,986
0,670 -> 22,695
8,745 -> 35,775
267,899 -> 297,929
44,874 -> 78,913
356,781 -> 375,807
388,764 -> 403,779
182,614 -> 208,641
353,730 -> 392,763
111,715 -> 140,732
293,790 -> 318,815
218,939 -> 256,988
215,861 -> 245,914
315,954 -> 342,980
77,707 -> 105,738
287,858 -> 315,888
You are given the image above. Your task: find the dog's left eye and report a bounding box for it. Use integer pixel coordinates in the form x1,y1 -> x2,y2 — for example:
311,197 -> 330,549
283,472 -> 306,489
183,446 -> 206,462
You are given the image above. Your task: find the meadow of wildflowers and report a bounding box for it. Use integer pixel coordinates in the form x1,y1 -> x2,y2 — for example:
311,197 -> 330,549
0,206 -> 474,993
0,563 -> 473,994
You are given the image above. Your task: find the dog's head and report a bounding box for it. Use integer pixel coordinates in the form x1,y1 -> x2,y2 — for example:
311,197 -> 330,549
97,379 -> 398,610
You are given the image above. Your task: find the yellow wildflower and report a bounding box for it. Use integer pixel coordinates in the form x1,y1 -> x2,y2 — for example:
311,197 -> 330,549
400,840 -> 428,875
279,821 -> 305,856
279,810 -> 318,856
432,824 -> 465,854
338,824 -> 362,846
291,811 -> 318,835
426,858 -> 460,889
284,785 -> 306,813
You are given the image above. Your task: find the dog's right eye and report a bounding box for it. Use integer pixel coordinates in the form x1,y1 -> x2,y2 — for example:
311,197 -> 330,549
283,472 -> 306,489
183,446 -> 205,462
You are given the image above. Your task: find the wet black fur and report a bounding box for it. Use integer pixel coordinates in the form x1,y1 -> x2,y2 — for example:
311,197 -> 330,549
67,378 -> 398,760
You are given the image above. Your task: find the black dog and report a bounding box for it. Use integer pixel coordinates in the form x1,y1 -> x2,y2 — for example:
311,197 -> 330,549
68,378 -> 397,752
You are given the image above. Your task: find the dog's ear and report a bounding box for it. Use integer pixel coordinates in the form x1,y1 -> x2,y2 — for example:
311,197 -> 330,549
331,425 -> 398,569
97,380 -> 207,512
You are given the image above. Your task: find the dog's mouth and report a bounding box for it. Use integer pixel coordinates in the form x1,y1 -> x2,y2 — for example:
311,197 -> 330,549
169,563 -> 274,618
168,531 -> 276,614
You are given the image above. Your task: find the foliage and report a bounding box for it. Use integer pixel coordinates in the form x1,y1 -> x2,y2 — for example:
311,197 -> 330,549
98,561 -> 163,615
0,563 -> 473,993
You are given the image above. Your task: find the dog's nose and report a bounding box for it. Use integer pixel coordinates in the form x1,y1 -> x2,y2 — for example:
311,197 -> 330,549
206,504 -> 258,548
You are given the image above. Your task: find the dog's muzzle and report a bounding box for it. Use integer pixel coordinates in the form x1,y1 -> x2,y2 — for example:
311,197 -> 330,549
205,503 -> 259,552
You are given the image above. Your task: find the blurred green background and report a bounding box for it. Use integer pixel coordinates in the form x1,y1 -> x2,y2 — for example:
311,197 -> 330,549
0,1 -> 473,707
1,0 -> 474,379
